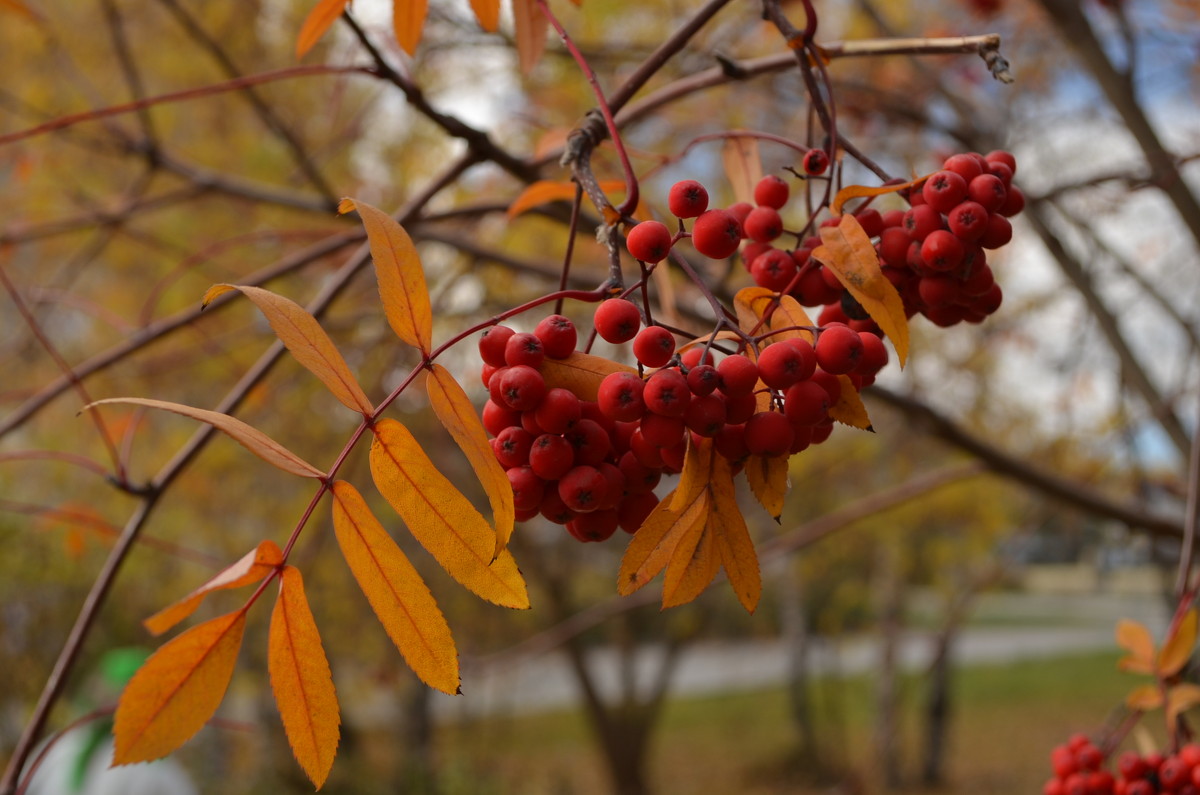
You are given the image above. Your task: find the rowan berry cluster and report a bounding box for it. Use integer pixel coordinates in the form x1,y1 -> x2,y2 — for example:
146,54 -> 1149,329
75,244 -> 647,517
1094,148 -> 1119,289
1043,737 -> 1200,795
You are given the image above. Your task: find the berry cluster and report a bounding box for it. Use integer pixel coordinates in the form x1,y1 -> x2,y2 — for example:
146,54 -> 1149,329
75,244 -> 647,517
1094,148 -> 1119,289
1043,737 -> 1200,795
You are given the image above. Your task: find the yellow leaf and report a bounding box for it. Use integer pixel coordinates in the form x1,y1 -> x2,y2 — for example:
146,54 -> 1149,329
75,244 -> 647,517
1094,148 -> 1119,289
744,454 -> 787,520
733,285 -> 775,337
512,0 -> 548,74
1116,618 -> 1156,675
541,351 -> 637,402
812,215 -> 910,367
1159,608 -> 1198,677
828,376 -> 872,431
670,435 -> 714,510
369,419 -> 529,609
508,179 -> 625,220
338,198 -> 433,354
830,174 -> 930,216
733,288 -> 816,345
393,0 -> 428,55
203,284 -> 374,416
331,482 -> 460,694
113,609 -> 247,764
617,488 -> 709,596
1125,683 -> 1164,711
710,454 -> 760,613
426,364 -> 515,559
269,566 -> 340,789
722,137 -> 762,206
295,0 -> 349,58
661,518 -> 719,609
85,398 -> 325,479
1168,683 -> 1200,725
144,540 -> 283,637
676,330 -> 743,355
468,0 -> 500,31
769,295 -> 817,345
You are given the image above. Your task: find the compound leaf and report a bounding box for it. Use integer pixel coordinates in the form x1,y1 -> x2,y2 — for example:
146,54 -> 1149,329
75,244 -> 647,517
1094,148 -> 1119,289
269,566 -> 340,789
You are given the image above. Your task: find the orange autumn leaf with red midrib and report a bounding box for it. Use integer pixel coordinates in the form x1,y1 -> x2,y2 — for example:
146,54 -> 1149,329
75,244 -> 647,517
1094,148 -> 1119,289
145,540 -> 283,636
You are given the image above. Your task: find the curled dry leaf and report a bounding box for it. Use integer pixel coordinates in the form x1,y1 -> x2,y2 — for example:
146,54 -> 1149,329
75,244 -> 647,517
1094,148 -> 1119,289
331,481 -> 460,694
369,419 -> 530,609
427,364 -> 515,559
269,566 -> 340,790
113,609 -> 248,765
338,198 -> 433,354
202,284 -> 374,416
830,175 -> 929,217
85,398 -> 324,479
144,540 -> 283,636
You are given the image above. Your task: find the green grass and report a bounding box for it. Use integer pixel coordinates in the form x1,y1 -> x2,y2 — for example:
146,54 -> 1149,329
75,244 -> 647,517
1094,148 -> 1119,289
429,650 -> 1137,794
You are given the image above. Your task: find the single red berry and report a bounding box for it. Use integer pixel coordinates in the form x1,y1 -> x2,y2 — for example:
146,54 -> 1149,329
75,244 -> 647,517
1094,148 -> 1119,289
478,325 -> 515,367
660,438 -> 687,473
618,491 -> 660,533
855,208 -> 884,238
598,371 -> 646,423
942,153 -> 984,182
534,387 -> 582,434
626,220 -> 674,263
538,489 -> 575,525
595,462 -> 626,510
917,275 -> 962,309
980,214 -> 1013,249
534,314 -> 578,359
618,451 -> 661,494
815,325 -> 864,375
684,393 -> 727,437
741,241 -> 773,271
633,326 -> 676,369
962,262 -> 995,296
1117,751 -> 1148,781
998,185 -> 1025,217
750,249 -> 798,292
920,229 -> 965,271
669,179 -> 710,219
691,209 -> 743,258
717,355 -> 760,396
1086,771 -> 1114,794
529,433 -> 575,480
754,174 -> 790,209
878,227 -> 912,268
494,426 -> 534,468
594,299 -> 642,343
726,201 -> 754,230
967,173 -> 1007,212
1126,782 -> 1154,795
1076,744 -> 1104,771
481,362 -> 499,389
640,412 -> 686,448
986,160 -> 1014,186
810,418 -> 835,444
1050,745 -> 1079,778
855,332 -> 889,375
788,424 -> 814,454
973,282 -> 1003,315
520,410 -> 545,436
903,204 -> 945,242
686,363 -> 719,396
714,423 -> 749,461
1180,744 -> 1200,768
559,465 -> 608,513
947,201 -> 989,243
922,170 -> 969,214
643,368 -> 691,417
802,148 -> 829,176
1040,778 -> 1065,795
757,339 -> 816,390
743,206 -> 784,243
1159,757 -> 1190,790
567,509 -> 620,542
984,149 -> 1017,175
482,399 -> 521,436
784,380 -> 831,426
563,418 -> 612,466
679,347 -> 715,369
500,364 -> 547,411
504,331 -> 545,368
744,411 -> 794,456
722,391 -> 758,425
507,466 -> 545,512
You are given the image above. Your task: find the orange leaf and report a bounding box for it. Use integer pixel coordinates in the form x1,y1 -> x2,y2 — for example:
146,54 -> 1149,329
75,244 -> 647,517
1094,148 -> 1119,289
722,137 -> 763,206
426,364 -> 515,559
113,609 -> 248,764
828,376 -> 872,431
338,198 -> 433,354
369,419 -> 530,609
812,215 -> 910,367
1125,683 -> 1164,711
508,180 -> 625,220
468,0 -> 500,31
617,488 -> 709,596
830,174 -> 930,216
85,398 -> 325,479
769,296 -> 817,345
296,0 -> 349,58
269,566 -> 340,789
1168,683 -> 1200,725
676,330 -> 743,355
744,454 -> 787,521
331,482 -> 460,694
1116,618 -> 1156,675
1159,608 -> 1198,677
733,285 -> 775,337
710,454 -> 760,613
393,0 -> 428,55
144,540 -> 283,636
203,284 -> 374,416
512,0 -> 548,74
541,352 -> 637,402
661,518 -> 719,609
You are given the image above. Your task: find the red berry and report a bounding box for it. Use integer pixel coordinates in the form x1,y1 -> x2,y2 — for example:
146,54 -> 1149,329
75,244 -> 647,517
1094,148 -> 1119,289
903,204 -> 944,242
717,355 -> 759,396
482,399 -> 521,436
743,206 -> 784,243
595,462 -> 625,510
750,249 -> 798,292
618,451 -> 660,494
594,299 -> 642,343
855,209 -> 884,238
686,363 -> 719,396
563,418 -> 612,466
917,275 -> 961,309
754,174 -> 790,209
507,466 -> 545,512
920,229 -> 965,271
855,332 -> 889,375
640,412 -> 686,448
947,201 -> 989,243
598,371 -> 646,422
783,380 -> 831,426
1077,744 -> 1104,771
494,426 -> 534,468
691,209 -> 743,258
567,509 -> 619,542
478,325 -> 515,367
499,364 -> 546,410
802,148 -> 829,176
1042,779 -> 1065,795
679,347 -> 715,369
558,465 -> 608,513
984,149 -> 1017,175
618,491 -> 659,532
757,340 -> 815,390
684,393 -> 727,437
538,489 -> 575,525
643,368 -> 691,417
529,433 -> 575,480
534,314 -> 578,359
534,387 -> 582,434
744,411 -> 794,456
998,185 -> 1025,217
668,179 -> 710,219
714,423 -> 749,460
1118,752 -> 1148,780
878,227 -> 911,268
626,220 -> 674,263
633,326 -> 676,369
922,170 -> 969,214
1160,757 -> 1190,790
815,325 -> 863,375
722,391 -> 758,425
942,153 -> 984,182
967,173 -> 1007,212
1051,745 -> 1079,778
504,331 -> 545,368
980,214 -> 1013,249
